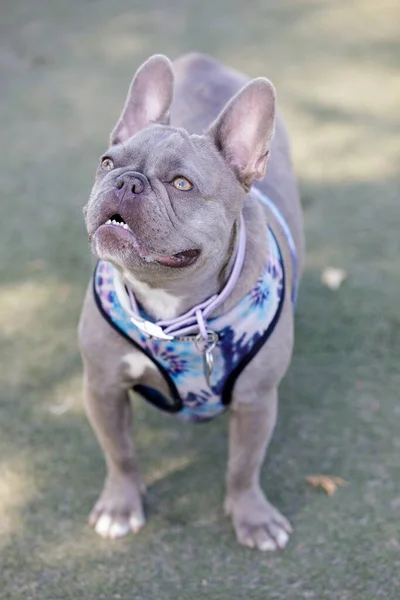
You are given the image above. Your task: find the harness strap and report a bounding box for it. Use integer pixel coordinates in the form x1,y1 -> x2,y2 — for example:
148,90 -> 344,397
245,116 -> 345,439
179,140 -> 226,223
253,187 -> 298,305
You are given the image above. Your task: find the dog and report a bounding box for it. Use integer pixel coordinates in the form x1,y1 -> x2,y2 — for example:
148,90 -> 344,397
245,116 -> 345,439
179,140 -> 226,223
78,52 -> 304,551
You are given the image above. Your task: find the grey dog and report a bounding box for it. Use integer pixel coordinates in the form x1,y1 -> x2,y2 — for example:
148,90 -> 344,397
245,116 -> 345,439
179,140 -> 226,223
78,52 -> 304,551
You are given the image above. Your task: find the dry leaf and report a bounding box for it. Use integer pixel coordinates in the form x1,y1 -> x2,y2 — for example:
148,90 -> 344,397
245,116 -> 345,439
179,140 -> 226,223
306,475 -> 347,496
321,267 -> 347,290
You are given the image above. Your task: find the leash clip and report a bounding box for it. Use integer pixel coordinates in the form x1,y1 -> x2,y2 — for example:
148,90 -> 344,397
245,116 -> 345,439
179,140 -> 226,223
130,315 -> 174,340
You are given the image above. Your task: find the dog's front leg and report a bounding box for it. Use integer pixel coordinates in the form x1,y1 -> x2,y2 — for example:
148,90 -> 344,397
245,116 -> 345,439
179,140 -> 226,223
225,388 -> 292,551
83,365 -> 145,539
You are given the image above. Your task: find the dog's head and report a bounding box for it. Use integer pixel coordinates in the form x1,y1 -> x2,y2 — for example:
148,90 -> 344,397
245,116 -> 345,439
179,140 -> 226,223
84,55 -> 275,285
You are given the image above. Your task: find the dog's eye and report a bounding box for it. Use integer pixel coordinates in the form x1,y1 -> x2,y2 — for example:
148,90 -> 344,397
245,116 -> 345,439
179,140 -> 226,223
172,176 -> 193,191
101,157 -> 114,171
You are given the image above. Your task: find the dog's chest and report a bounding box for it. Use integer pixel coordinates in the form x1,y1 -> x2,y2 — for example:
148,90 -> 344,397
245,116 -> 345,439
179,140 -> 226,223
121,277 -> 183,320
93,224 -> 286,422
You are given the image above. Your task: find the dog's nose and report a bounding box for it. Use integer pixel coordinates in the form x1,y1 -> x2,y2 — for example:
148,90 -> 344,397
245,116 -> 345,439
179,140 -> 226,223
115,171 -> 148,197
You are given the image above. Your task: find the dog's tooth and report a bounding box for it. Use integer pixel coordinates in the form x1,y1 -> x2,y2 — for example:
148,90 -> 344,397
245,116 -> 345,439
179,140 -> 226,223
106,218 -> 130,229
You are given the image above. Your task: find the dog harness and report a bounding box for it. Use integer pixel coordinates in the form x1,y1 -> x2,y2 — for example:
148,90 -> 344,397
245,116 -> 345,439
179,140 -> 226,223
93,191 -> 297,422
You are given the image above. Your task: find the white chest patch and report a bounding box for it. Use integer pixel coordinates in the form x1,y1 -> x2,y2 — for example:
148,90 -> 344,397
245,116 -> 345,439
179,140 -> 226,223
122,351 -> 155,381
122,273 -> 183,320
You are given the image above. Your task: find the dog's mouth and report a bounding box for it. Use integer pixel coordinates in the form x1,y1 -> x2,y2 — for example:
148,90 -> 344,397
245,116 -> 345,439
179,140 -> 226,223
97,213 -> 200,268
104,213 -> 132,231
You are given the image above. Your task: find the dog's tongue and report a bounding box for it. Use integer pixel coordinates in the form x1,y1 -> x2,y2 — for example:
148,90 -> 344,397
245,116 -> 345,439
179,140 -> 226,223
155,249 -> 200,268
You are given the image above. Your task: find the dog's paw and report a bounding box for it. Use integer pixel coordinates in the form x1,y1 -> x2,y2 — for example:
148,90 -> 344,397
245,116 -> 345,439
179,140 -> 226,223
224,487 -> 292,551
89,475 -> 145,540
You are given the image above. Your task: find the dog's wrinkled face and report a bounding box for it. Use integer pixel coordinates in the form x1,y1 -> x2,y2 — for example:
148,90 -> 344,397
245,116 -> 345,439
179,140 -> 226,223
84,55 -> 275,285
86,126 -> 241,277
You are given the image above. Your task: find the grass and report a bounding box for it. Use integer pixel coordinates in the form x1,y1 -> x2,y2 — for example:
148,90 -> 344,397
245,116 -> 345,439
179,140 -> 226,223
1,0 -> 400,598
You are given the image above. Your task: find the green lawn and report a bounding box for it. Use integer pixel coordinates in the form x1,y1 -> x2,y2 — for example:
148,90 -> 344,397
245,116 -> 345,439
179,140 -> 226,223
1,0 -> 400,598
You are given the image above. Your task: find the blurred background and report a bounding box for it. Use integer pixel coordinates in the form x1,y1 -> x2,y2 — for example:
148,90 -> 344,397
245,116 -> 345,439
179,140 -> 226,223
1,1 -> 400,598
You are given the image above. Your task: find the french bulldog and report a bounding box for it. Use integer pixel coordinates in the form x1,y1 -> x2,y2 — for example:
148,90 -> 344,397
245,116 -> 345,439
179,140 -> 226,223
78,52 -> 304,551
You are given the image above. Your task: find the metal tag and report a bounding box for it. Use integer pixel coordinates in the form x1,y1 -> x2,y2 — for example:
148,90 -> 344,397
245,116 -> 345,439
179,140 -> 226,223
203,348 -> 214,387
195,331 -> 219,386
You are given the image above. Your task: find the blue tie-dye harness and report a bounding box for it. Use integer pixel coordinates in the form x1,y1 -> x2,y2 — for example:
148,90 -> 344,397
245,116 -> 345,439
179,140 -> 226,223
93,192 -> 297,422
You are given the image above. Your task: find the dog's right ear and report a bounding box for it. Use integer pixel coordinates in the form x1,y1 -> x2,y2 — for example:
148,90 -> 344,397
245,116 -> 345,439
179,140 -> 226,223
110,55 -> 174,146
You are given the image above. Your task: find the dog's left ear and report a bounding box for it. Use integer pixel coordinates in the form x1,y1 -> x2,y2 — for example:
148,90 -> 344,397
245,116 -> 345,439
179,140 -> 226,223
207,78 -> 276,189
110,54 -> 174,146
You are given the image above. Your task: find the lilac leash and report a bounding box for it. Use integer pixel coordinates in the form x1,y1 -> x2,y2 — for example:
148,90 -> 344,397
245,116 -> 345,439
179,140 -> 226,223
126,214 -> 246,340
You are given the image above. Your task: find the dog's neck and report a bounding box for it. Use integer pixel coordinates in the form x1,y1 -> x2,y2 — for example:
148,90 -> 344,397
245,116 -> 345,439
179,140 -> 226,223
121,197 -> 268,322
122,219 -> 240,322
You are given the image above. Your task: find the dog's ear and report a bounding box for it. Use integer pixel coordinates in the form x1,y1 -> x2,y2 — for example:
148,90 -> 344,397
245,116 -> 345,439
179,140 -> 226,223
207,78 -> 276,189
110,54 -> 174,146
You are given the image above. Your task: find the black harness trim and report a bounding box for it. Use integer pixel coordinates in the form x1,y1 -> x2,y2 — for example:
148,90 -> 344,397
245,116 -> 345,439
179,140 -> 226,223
93,274 -> 182,413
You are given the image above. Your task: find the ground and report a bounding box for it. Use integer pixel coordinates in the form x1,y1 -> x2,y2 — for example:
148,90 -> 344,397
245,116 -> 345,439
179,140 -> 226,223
1,0 -> 400,598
